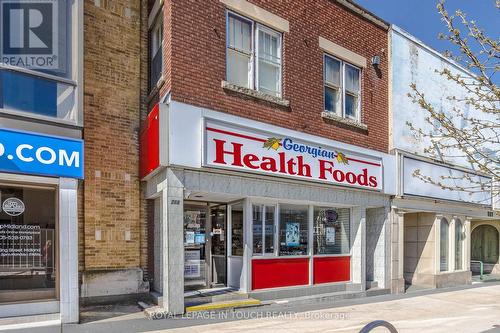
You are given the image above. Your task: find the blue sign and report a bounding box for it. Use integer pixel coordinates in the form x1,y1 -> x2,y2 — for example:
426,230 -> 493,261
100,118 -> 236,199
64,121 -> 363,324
0,128 -> 84,179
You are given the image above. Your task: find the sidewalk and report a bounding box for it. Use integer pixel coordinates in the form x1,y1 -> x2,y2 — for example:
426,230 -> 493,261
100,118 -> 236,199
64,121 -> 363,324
3,282 -> 497,333
145,282 -> 500,333
59,281 -> 500,333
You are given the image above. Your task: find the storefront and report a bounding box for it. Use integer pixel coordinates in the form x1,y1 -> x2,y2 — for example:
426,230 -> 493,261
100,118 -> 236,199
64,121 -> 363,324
390,152 -> 496,291
0,129 -> 82,323
140,101 -> 396,313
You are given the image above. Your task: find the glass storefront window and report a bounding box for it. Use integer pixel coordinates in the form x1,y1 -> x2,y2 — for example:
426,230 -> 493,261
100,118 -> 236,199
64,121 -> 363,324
265,206 -> 275,254
0,185 -> 57,304
0,69 -> 76,122
313,207 -> 350,255
252,205 -> 262,254
279,204 -> 308,256
455,219 -> 464,270
252,205 -> 275,255
231,203 -> 244,256
440,218 -> 450,272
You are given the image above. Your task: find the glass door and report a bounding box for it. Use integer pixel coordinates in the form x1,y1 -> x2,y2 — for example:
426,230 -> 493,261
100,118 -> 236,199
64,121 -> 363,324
210,205 -> 227,286
184,206 -> 208,290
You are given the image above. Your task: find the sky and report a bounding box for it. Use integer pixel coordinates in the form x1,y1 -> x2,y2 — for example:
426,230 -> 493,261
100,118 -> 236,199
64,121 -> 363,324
353,0 -> 500,57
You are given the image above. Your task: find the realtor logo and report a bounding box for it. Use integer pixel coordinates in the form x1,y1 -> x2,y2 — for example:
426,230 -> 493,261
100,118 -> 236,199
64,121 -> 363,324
0,0 -> 58,69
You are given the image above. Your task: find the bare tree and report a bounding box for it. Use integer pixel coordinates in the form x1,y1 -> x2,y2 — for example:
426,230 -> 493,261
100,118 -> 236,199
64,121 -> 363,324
406,0 -> 499,197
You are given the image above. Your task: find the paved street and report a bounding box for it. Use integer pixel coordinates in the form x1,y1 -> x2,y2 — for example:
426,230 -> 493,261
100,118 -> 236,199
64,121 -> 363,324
146,284 -> 500,333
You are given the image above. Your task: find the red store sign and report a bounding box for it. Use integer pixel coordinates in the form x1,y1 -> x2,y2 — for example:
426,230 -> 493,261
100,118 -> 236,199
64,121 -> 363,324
204,120 -> 383,191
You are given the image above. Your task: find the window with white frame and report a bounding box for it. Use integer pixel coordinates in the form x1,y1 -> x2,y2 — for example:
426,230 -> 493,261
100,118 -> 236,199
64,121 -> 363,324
313,207 -> 350,255
440,217 -> 450,272
252,205 -> 276,255
324,54 -> 361,121
279,204 -> 308,256
226,12 -> 282,97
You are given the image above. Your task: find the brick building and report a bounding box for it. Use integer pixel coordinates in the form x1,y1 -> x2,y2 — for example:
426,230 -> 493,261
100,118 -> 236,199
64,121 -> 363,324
0,0 -> 149,325
141,0 -> 396,314
0,0 -> 498,328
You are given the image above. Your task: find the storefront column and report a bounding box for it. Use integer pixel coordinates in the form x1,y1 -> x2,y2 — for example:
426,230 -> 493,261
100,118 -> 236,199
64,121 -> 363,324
351,207 -> 366,290
465,218 -> 472,271
59,178 -> 79,323
390,210 -> 405,294
161,169 -> 185,314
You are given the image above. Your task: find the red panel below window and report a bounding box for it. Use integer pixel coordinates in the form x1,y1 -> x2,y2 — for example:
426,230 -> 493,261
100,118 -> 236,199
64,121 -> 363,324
313,256 -> 350,284
252,258 -> 309,290
139,104 -> 160,179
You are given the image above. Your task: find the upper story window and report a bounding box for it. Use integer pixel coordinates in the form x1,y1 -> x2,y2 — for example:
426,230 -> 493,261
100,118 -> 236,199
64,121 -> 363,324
149,12 -> 163,90
0,0 -> 80,125
324,54 -> 361,122
226,12 -> 282,98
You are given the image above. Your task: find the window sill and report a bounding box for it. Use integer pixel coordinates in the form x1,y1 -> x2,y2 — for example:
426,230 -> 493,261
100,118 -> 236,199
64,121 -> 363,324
221,81 -> 290,107
321,111 -> 368,130
146,75 -> 165,103
0,107 -> 82,129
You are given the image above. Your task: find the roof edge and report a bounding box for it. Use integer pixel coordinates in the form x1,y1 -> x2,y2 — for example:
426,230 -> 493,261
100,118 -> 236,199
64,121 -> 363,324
391,24 -> 477,79
335,0 -> 390,30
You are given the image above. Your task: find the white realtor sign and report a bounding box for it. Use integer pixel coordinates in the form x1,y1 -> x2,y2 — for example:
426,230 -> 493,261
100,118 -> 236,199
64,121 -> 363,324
203,119 -> 383,191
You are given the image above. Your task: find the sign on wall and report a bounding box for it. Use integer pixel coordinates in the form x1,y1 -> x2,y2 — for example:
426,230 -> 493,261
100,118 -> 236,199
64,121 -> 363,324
403,156 -> 491,205
0,128 -> 84,179
0,0 -> 67,72
204,120 -> 383,191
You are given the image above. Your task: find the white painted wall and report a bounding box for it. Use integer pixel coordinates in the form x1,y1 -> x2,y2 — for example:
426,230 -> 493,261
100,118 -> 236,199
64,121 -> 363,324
390,26 -> 494,205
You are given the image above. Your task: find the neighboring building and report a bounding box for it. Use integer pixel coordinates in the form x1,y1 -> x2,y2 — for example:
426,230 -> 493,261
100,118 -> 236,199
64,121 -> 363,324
141,0 -> 396,313
0,0 -> 83,324
0,0 -> 148,326
389,26 -> 499,291
80,0 -> 148,306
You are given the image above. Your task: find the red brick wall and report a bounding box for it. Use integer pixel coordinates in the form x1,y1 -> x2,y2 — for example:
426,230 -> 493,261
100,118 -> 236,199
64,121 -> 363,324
161,0 -> 389,153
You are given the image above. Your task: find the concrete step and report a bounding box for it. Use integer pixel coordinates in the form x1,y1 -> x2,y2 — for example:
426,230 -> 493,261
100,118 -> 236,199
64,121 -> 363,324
185,287 -> 249,305
0,313 -> 60,333
249,283 -> 355,301
185,298 -> 261,312
263,288 -> 391,307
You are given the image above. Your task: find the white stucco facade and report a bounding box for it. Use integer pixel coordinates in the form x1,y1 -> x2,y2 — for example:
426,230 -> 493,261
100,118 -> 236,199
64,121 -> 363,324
389,25 -> 498,291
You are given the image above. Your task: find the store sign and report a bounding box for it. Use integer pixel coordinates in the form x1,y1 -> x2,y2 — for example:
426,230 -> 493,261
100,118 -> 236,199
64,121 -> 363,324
2,197 -> 24,216
204,120 -> 383,190
0,128 -> 84,179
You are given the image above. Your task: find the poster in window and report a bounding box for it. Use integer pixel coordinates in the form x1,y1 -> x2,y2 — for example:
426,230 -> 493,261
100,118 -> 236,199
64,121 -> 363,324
285,222 -> 300,247
194,232 -> 205,244
326,227 -> 336,245
184,250 -> 200,278
185,231 -> 195,245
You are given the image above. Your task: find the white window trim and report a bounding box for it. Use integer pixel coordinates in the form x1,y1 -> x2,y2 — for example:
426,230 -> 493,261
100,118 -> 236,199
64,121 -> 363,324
226,10 -> 282,98
323,53 -> 362,123
252,204 -> 278,257
255,23 -> 282,98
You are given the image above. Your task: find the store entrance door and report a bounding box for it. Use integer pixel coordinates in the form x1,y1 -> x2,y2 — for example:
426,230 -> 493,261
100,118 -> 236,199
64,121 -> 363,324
210,205 -> 227,286
184,203 -> 227,290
